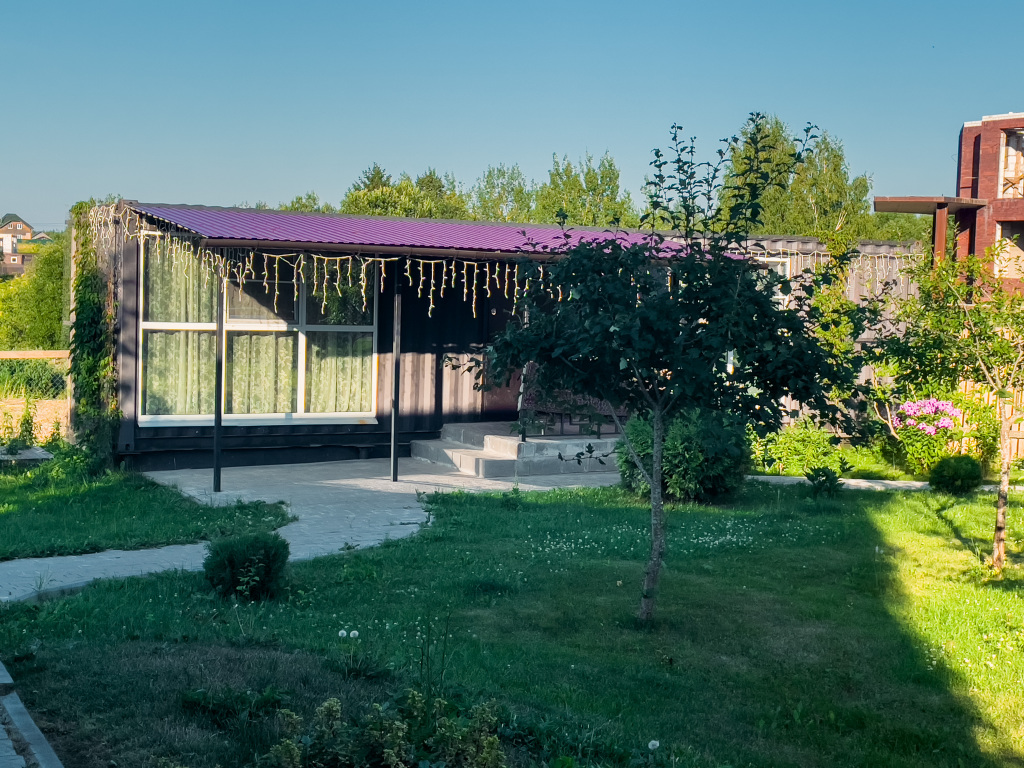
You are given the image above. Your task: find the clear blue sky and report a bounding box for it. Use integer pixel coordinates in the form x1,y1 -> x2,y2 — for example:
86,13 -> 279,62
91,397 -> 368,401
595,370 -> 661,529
4,0 -> 1014,228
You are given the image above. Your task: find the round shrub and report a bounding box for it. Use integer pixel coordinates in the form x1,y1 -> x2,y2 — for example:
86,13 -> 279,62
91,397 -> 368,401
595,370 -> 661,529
618,409 -> 750,503
929,455 -> 983,495
204,531 -> 290,601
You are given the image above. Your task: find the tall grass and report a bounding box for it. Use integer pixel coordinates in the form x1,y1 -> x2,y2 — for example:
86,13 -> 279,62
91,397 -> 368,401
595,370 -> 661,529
0,359 -> 67,399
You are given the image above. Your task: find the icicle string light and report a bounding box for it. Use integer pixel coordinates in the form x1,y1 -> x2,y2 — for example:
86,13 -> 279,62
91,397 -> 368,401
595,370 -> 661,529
86,202 -> 582,320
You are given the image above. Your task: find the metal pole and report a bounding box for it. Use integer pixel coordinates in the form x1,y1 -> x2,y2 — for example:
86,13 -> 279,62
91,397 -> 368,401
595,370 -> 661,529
390,265 -> 402,482
213,275 -> 225,492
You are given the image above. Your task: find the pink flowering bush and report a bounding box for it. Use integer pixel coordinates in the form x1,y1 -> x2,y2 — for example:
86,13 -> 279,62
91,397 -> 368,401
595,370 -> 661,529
892,398 -> 963,474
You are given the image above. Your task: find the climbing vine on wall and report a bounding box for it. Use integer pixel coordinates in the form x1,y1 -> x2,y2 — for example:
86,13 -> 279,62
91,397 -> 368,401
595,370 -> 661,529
70,201 -> 118,464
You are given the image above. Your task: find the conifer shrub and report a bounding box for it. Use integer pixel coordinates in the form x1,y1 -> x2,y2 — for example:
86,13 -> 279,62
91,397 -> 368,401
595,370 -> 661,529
204,531 -> 290,601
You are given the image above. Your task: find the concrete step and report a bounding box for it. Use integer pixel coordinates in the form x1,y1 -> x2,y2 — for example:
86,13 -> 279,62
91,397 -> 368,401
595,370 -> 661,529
410,439 -> 518,478
411,428 -> 620,479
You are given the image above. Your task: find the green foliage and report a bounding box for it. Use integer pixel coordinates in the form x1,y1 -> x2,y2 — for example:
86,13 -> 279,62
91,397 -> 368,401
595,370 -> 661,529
0,399 -> 35,454
264,691 -> 507,768
534,153 -> 638,228
879,243 -> 1024,565
349,163 -> 393,193
469,164 -> 536,223
204,531 -> 291,601
752,418 -> 844,475
929,455 -> 983,495
0,359 -> 66,398
181,684 -> 287,729
0,232 -> 70,350
896,422 -> 952,476
341,169 -> 470,219
721,116 -> 930,243
618,411 -> 750,502
955,393 -> 1000,468
280,191 -> 338,214
69,202 -> 118,465
804,466 -> 843,498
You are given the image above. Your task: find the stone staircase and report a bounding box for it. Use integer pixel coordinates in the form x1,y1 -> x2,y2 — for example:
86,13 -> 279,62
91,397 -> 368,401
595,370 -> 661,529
410,422 -> 621,478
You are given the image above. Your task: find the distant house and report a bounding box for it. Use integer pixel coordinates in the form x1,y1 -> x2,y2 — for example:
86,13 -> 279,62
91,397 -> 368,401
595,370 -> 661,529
1,214 -> 33,252
31,231 -> 53,242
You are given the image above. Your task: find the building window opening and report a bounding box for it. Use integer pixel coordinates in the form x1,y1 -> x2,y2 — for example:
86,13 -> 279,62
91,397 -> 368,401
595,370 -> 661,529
1002,131 -> 1024,199
996,222 -> 1024,278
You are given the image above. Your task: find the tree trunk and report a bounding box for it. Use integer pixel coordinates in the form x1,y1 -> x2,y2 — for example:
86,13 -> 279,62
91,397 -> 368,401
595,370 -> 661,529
639,408 -> 666,623
993,404 -> 1012,570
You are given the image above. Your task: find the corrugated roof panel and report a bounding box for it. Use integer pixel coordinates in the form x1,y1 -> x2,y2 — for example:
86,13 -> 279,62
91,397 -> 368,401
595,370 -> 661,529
129,203 -> 653,254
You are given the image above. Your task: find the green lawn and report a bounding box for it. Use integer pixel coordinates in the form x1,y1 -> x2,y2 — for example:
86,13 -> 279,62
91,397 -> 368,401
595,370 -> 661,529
0,460 -> 292,560
0,484 -> 1022,767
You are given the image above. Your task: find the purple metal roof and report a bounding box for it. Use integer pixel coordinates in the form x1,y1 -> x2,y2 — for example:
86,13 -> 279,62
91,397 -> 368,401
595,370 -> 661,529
129,203 -> 658,255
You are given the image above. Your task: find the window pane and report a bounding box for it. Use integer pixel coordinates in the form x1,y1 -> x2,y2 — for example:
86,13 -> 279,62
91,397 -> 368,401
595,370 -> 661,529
306,282 -> 374,325
141,331 -> 215,415
305,332 -> 374,413
226,331 -> 298,414
227,279 -> 296,323
143,240 -> 217,323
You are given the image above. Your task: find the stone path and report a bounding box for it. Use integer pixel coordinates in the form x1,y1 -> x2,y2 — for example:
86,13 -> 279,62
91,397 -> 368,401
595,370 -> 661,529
0,457 -> 619,603
749,474 -> 1016,493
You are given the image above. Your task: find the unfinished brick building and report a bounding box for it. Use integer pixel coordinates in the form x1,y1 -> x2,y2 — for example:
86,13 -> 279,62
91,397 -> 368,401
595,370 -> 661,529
876,112 -> 1024,273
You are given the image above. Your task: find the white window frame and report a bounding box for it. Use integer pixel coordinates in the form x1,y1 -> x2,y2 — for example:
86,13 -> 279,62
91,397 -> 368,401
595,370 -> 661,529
755,255 -> 792,307
137,236 -> 379,427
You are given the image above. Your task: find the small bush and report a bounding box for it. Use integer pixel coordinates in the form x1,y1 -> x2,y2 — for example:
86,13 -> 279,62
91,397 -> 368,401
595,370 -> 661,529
929,455 -> 983,495
805,466 -> 843,498
618,409 -> 750,503
264,691 -> 508,768
752,417 -> 843,476
204,531 -> 290,601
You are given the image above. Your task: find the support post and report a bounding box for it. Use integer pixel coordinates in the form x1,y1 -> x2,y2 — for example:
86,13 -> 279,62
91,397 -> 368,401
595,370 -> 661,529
390,266 -> 402,482
933,203 -> 949,262
213,275 -> 225,493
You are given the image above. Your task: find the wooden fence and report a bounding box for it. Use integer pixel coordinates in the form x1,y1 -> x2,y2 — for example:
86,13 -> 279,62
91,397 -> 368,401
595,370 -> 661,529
0,350 -> 71,441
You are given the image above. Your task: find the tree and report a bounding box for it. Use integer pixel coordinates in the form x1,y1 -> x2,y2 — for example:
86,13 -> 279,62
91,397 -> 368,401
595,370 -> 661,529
469,164 -> 536,223
340,170 -> 470,219
485,116 -> 841,622
881,245 -> 1024,569
279,192 -> 337,214
349,163 -> 393,193
721,118 -> 931,245
0,233 -> 69,350
535,153 -> 639,228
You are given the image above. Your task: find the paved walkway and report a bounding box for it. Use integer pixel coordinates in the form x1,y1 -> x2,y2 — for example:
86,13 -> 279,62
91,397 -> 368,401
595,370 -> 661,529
0,458 -> 619,603
748,475 -> 930,491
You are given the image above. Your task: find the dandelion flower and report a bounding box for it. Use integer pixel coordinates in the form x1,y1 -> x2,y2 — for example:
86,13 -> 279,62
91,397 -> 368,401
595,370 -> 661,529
339,630 -> 347,638
350,630 -> 359,639
648,740 -> 660,751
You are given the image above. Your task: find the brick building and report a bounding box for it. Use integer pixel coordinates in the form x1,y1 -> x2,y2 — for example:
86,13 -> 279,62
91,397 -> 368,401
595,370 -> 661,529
875,112 -> 1024,273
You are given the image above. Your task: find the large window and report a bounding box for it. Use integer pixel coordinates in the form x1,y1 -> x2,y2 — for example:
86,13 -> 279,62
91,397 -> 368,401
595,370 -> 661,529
139,239 -> 377,424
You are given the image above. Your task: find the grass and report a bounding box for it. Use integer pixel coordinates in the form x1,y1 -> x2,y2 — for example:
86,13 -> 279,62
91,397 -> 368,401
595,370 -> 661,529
839,445 -> 918,480
0,460 -> 292,560
0,483 -> 1022,767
